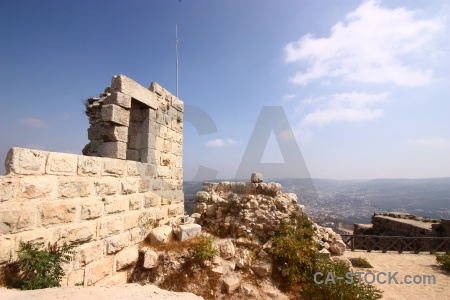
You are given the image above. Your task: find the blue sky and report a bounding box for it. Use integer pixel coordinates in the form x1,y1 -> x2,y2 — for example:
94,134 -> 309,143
1,0 -> 449,180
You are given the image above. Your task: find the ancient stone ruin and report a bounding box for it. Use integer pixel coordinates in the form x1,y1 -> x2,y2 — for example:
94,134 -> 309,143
0,75 -> 185,286
354,212 -> 450,237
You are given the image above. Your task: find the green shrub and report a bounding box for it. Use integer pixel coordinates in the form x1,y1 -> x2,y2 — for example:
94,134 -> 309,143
271,217 -> 383,300
350,257 -> 372,268
436,252 -> 450,272
15,241 -> 74,290
194,235 -> 218,261
271,216 -> 318,283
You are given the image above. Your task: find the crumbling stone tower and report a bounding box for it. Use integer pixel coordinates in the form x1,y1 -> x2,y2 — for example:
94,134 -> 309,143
0,75 -> 185,286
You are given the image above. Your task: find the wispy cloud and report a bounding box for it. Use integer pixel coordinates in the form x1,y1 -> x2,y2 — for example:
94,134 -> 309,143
18,118 -> 48,128
282,94 -> 297,101
407,138 -> 449,148
300,92 -> 387,127
285,0 -> 444,86
206,138 -> 239,147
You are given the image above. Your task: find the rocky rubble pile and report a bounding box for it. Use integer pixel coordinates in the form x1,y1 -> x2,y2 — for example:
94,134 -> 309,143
192,173 -> 346,256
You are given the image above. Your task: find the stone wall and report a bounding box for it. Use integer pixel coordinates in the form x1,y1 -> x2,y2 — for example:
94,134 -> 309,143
0,75 -> 185,286
354,212 -> 450,237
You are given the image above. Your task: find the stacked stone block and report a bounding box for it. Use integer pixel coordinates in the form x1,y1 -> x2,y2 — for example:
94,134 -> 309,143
0,147 -> 184,285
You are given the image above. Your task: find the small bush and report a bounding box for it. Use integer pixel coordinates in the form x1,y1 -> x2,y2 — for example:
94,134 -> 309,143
436,252 -> 450,272
194,235 -> 218,261
271,217 -> 383,300
15,241 -> 74,290
350,257 -> 372,268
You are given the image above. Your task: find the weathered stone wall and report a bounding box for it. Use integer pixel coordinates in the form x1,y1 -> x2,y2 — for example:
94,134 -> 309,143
368,212 -> 449,237
0,75 -> 185,287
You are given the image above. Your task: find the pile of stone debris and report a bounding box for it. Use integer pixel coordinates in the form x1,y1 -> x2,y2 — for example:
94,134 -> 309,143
136,173 -> 346,299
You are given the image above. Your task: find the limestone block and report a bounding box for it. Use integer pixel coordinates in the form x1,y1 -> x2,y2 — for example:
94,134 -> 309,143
61,222 -> 96,244
129,227 -> 142,245
101,104 -> 129,126
146,164 -> 157,177
139,178 -> 151,193
141,133 -> 156,150
59,177 -> 93,198
81,200 -> 104,220
155,207 -> 168,220
140,247 -> 159,269
124,210 -> 141,230
178,224 -> 201,241
106,232 -> 130,254
126,161 -> 140,176
126,150 -> 139,161
14,229 -> 51,250
104,195 -> 129,215
85,256 -> 114,286
88,126 -> 102,140
67,268 -> 85,287
223,275 -> 241,294
149,82 -> 163,96
251,173 -> 263,183
0,235 -> 13,262
98,215 -> 123,238
216,239 -> 235,260
152,179 -> 162,191
18,176 -> 57,199
76,240 -> 103,267
168,204 -> 183,217
101,125 -> 128,143
78,156 -> 102,176
46,152 -> 78,175
94,177 -> 120,196
0,207 -> 37,234
121,177 -> 138,195
112,75 -> 158,109
251,262 -> 272,276
129,193 -> 144,210
157,166 -> 171,178
115,245 -> 139,271
148,225 -> 173,245
103,91 -> 132,109
39,201 -> 77,226
329,240 -> 346,256
144,192 -> 160,208
164,115 -> 172,127
0,177 -> 17,202
102,158 -> 126,176
171,96 -> 184,112
5,148 -> 48,175
97,142 -> 126,160
94,271 -> 128,286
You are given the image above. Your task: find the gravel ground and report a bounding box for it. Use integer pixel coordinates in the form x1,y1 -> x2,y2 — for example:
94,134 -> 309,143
343,250 -> 450,300
0,283 -> 204,300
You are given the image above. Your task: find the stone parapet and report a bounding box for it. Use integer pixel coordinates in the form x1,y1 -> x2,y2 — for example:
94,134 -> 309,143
0,147 -> 184,286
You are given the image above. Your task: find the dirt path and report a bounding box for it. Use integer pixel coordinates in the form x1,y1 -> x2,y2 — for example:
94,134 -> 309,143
343,250 -> 450,300
0,284 -> 203,300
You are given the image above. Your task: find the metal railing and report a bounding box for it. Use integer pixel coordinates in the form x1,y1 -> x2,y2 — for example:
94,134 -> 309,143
341,235 -> 450,253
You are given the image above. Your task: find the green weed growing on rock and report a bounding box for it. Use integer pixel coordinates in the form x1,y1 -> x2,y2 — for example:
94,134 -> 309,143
194,235 -> 218,261
271,217 -> 383,300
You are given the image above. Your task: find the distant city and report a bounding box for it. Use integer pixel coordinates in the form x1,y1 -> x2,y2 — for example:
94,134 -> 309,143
184,177 -> 450,234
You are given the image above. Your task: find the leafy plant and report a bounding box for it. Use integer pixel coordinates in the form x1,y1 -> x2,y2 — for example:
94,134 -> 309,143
194,235 -> 218,261
350,257 -> 372,268
435,251 -> 450,272
271,217 -> 383,300
15,241 -> 74,290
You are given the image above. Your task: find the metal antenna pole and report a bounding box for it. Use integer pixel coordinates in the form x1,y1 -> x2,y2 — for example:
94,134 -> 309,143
176,25 -> 179,98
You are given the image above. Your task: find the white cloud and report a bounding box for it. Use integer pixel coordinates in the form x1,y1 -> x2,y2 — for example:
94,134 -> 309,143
300,92 -> 387,127
18,118 -> 48,128
282,94 -> 297,101
407,138 -> 449,148
285,0 -> 444,86
206,138 -> 239,147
